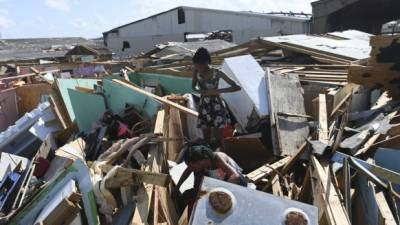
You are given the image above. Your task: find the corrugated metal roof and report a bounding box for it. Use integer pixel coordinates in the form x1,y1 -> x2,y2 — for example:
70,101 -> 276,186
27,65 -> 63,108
261,30 -> 372,60
104,6 -> 310,34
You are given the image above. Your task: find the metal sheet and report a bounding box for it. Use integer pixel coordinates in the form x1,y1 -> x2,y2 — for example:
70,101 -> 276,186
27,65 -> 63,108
189,177 -> 318,225
262,30 -> 372,60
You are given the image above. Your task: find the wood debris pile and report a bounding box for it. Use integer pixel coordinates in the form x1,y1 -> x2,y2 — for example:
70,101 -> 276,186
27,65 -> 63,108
0,30 -> 399,225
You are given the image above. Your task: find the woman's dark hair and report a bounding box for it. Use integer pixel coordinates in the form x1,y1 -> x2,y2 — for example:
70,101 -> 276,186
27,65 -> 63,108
192,47 -> 211,64
183,145 -> 214,163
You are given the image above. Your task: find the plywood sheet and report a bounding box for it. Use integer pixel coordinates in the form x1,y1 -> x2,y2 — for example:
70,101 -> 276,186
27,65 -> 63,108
0,88 -> 18,132
267,71 -> 309,156
15,83 -> 53,117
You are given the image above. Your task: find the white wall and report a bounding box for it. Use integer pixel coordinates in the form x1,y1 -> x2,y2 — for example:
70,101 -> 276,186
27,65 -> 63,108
105,8 -> 309,57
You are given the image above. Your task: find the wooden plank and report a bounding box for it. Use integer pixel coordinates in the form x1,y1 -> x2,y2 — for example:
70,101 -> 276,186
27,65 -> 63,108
297,167 -> 311,202
271,174 -> 283,197
101,166 -> 170,188
0,69 -> 59,82
165,107 -> 184,161
331,104 -> 349,153
311,156 -> 351,225
267,72 -> 309,156
268,64 -> 351,68
246,156 -> 290,183
343,157 -> 352,223
178,206 -> 189,225
15,83 -> 53,117
376,191 -> 397,225
132,111 -> 165,225
157,186 -> 178,225
296,70 -> 348,75
311,56 -> 351,65
355,111 -> 399,156
319,94 -> 329,144
131,183 -> 152,225
113,79 -> 198,117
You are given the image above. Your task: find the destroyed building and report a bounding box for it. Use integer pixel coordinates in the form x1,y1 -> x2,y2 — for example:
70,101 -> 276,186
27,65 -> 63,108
103,6 -> 310,58
1,2 -> 400,225
0,37 -> 100,64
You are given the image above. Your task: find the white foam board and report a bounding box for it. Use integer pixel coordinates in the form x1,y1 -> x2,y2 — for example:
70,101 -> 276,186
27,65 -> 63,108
220,55 -> 269,129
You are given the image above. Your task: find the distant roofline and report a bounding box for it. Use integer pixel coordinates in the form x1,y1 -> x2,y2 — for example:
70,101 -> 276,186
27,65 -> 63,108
0,37 -> 88,41
103,6 -> 310,34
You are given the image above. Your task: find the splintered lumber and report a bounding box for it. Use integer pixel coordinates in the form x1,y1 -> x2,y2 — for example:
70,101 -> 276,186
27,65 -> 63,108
271,174 -> 283,197
0,69 -> 59,82
355,111 -> 399,156
101,166 -> 170,188
267,72 -> 309,156
246,156 -> 290,183
375,191 -> 397,225
311,156 -> 351,225
132,112 -> 165,225
318,94 -> 329,144
165,106 -> 184,161
178,206 -> 189,225
112,79 -> 198,117
132,110 -> 178,225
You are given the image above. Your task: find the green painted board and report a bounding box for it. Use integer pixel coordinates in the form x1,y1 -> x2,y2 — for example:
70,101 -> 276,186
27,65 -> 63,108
103,79 -> 160,119
57,78 -> 99,121
68,89 -> 106,132
128,72 -> 192,95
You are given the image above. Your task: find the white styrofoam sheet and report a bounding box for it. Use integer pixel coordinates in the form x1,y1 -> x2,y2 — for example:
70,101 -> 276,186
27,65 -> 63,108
220,55 -> 269,129
262,30 -> 371,60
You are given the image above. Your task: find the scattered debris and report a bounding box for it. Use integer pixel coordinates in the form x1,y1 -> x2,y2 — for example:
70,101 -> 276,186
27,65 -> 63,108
1,15 -> 400,225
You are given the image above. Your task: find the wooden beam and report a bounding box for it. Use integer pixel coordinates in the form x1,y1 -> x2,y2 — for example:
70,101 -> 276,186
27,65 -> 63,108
30,67 -> 52,84
271,174 -> 284,197
355,111 -> 399,156
319,94 -> 329,144
246,156 -> 290,183
311,156 -> 351,225
101,166 -> 170,188
330,92 -> 352,117
376,191 -> 397,225
113,79 -> 198,117
0,69 -> 59,82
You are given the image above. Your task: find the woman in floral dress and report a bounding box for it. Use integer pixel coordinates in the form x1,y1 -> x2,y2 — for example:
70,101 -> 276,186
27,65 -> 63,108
192,47 -> 241,151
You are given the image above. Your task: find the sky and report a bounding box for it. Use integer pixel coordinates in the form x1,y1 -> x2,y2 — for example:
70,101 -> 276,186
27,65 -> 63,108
0,0 -> 315,39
